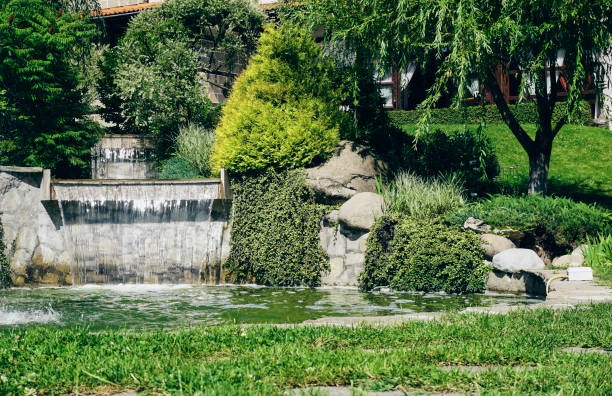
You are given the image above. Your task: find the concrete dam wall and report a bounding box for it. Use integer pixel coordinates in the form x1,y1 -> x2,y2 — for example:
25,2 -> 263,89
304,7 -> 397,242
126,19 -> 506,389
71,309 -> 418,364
0,166 -> 232,286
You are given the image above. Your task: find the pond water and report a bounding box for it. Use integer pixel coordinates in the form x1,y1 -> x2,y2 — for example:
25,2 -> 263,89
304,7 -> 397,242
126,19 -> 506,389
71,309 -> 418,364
0,285 -> 542,330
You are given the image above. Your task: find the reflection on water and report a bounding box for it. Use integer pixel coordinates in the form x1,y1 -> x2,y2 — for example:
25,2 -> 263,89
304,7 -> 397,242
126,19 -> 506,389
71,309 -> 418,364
0,285 -> 542,330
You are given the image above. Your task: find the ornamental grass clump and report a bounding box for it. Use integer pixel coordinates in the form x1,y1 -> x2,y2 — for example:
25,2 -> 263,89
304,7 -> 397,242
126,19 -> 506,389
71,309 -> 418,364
359,214 -> 487,293
379,171 -> 465,218
584,234 -> 612,286
211,26 -> 347,174
176,124 -> 216,177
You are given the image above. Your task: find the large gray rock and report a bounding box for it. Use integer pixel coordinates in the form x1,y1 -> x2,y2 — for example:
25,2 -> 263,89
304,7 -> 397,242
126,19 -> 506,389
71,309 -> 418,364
552,254 -> 584,268
338,192 -> 383,231
492,248 -> 545,274
306,140 -> 387,202
480,234 -> 516,259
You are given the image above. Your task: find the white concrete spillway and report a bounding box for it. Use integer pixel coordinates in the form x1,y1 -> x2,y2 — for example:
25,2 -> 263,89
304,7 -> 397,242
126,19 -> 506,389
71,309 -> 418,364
0,166 -> 232,286
49,179 -> 231,284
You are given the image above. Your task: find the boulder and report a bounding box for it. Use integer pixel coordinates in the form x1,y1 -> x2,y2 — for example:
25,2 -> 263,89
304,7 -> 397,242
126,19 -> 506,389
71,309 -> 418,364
552,254 -> 584,268
492,248 -> 545,274
338,192 -> 383,231
463,217 -> 492,233
306,140 -> 387,203
480,234 -> 516,259
571,245 -> 587,260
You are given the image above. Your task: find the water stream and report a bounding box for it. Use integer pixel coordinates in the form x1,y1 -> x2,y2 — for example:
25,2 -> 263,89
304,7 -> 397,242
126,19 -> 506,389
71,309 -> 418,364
0,285 -> 542,330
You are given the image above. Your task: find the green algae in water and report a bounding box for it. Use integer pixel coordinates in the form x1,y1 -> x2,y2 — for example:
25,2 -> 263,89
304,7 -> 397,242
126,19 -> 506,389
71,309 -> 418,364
0,285 -> 542,330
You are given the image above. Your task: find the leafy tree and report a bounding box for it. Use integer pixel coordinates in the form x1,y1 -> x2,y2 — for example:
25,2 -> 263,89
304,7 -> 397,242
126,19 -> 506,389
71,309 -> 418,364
0,0 -> 101,177
292,0 -> 612,195
107,0 -> 264,158
211,26 -> 347,174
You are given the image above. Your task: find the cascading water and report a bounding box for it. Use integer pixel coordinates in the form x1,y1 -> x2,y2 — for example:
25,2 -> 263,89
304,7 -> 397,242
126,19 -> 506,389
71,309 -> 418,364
52,180 -> 231,284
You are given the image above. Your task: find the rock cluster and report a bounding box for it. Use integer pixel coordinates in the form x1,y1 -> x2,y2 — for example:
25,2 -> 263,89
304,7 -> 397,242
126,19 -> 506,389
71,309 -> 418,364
306,140 -> 387,203
319,192 -> 384,286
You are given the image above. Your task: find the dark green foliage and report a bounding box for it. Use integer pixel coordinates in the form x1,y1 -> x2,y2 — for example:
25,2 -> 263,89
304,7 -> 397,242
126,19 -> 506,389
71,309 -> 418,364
0,221 -> 11,289
0,0 -> 101,177
111,0 -> 264,159
360,214 -> 487,294
372,125 -> 499,194
401,127 -> 499,194
445,195 -> 612,251
158,156 -> 201,179
225,170 -> 328,286
93,47 -> 124,134
388,101 -> 593,127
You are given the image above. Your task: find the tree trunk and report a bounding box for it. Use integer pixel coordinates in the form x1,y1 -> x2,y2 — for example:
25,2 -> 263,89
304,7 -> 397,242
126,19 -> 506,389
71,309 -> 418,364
527,144 -> 552,195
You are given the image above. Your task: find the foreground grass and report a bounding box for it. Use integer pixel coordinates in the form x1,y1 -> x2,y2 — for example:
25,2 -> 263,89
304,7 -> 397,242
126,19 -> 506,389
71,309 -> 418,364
400,123 -> 612,207
1,304 -> 611,395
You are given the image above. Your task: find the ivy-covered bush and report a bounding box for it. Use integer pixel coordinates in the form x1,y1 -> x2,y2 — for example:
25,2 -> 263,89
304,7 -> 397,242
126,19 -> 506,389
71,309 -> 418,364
401,127 -> 499,193
0,220 -> 11,289
360,214 -> 487,293
211,26 -> 347,174
388,101 -> 592,127
225,169 -> 328,286
445,195 -> 612,250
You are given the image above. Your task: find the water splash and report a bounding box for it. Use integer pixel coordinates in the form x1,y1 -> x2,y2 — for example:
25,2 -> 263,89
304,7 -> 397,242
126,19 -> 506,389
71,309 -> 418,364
0,305 -> 60,325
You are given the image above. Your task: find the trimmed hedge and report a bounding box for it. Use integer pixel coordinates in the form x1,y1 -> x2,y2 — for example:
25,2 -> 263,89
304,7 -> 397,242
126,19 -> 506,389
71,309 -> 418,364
389,101 -> 592,127
359,214 -> 487,294
445,195 -> 612,251
224,169 -> 328,286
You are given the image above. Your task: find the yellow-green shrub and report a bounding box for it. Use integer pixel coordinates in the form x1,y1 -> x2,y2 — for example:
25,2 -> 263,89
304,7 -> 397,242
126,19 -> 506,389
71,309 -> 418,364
211,26 -> 346,174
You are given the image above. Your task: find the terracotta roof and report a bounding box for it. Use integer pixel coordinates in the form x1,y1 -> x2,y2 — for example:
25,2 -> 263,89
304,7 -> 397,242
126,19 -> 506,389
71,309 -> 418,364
94,2 -> 160,17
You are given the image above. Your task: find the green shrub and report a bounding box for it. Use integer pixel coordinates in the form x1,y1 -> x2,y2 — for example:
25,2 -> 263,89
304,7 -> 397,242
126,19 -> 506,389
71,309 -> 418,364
159,156 -> 201,179
176,124 -> 216,177
379,171 -> 465,218
400,127 -> 500,194
445,195 -> 612,250
225,169 -> 328,286
0,221 -> 11,289
211,26 -> 347,174
584,234 -> 612,286
360,214 -> 487,293
112,0 -> 263,158
0,0 -> 101,178
388,101 -> 593,126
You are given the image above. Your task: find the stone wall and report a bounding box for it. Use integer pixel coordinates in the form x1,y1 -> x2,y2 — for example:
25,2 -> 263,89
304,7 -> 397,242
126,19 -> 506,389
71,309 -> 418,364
0,167 -> 74,286
319,210 -> 369,286
91,135 -> 157,179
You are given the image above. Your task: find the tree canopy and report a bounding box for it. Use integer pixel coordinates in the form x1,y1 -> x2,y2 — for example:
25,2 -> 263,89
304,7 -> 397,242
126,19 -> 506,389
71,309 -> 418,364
98,0 -> 265,159
0,0 -> 100,177
291,0 -> 612,195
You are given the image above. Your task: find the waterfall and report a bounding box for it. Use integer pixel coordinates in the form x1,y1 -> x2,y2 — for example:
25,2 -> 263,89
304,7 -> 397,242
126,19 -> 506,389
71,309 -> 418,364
53,180 -> 230,284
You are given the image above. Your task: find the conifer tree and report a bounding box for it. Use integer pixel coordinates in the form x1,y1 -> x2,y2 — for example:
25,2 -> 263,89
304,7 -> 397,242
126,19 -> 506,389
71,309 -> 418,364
0,0 -> 100,177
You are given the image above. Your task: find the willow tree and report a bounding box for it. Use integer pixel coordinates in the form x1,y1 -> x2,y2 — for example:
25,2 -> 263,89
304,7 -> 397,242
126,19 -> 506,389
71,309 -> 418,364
292,0 -> 612,195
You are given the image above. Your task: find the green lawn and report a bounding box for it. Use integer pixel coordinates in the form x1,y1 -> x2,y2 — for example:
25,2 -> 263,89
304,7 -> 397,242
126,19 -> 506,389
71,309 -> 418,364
400,123 -> 612,208
1,304 -> 611,395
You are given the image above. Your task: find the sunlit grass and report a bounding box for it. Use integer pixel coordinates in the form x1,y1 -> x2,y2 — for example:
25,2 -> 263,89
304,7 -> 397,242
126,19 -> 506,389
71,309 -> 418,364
400,123 -> 612,207
1,304 -> 610,395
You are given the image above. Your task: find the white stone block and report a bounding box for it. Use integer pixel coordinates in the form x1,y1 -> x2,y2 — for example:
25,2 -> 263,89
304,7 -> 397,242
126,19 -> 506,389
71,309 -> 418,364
568,267 -> 593,281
